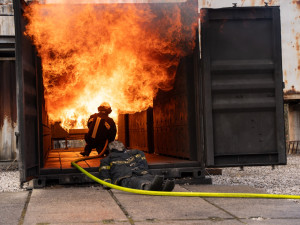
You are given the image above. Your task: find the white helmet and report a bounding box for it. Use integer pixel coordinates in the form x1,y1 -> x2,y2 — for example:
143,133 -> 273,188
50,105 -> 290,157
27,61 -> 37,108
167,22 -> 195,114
108,141 -> 125,152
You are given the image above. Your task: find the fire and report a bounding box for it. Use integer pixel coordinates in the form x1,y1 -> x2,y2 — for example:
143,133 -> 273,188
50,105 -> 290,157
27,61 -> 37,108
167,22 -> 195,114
24,1 -> 197,130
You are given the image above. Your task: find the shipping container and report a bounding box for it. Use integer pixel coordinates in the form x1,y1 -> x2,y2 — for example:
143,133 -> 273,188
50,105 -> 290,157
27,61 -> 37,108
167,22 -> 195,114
13,0 -> 286,185
0,0 -> 16,161
201,7 -> 286,167
0,35 -> 17,161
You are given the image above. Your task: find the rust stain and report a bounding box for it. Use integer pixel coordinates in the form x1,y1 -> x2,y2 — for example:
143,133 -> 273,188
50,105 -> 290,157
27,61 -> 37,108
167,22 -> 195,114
219,20 -> 227,33
296,33 -> 300,89
285,85 -> 300,94
200,0 -> 211,7
0,61 -> 17,129
200,0 -> 211,8
292,0 -> 300,9
199,9 -> 207,23
296,33 -> 300,51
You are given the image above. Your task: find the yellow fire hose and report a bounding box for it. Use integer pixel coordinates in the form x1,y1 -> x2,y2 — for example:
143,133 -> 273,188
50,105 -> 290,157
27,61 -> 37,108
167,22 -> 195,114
72,142 -> 300,199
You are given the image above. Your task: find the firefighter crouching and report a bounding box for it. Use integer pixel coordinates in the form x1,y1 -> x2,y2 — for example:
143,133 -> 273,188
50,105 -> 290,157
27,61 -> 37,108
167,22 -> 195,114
80,102 -> 117,157
99,140 -> 175,191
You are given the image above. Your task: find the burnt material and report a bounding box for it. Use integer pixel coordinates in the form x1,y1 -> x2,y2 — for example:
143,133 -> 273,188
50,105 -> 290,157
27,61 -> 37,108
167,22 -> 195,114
118,109 -> 154,153
118,51 -> 199,159
118,114 -> 129,147
0,36 -> 17,161
201,7 -> 286,167
153,54 -> 197,159
14,0 -> 43,181
128,108 -> 154,153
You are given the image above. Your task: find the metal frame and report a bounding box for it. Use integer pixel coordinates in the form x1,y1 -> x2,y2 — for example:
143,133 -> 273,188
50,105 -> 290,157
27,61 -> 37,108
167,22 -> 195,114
14,0 -> 42,182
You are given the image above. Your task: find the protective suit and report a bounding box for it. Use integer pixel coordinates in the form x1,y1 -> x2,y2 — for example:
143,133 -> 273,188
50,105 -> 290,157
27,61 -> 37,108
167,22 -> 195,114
80,102 -> 116,156
99,141 -> 175,191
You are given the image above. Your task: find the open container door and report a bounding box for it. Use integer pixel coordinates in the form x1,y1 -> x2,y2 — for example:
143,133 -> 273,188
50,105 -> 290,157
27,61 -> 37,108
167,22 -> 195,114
201,6 -> 286,167
14,0 -> 43,182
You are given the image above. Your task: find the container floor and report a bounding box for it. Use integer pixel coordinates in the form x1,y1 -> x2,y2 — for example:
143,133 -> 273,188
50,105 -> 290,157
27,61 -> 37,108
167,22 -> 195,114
43,148 -> 194,170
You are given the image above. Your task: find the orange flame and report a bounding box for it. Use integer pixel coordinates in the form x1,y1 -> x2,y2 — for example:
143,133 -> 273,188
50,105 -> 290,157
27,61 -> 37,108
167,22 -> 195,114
24,1 -> 197,129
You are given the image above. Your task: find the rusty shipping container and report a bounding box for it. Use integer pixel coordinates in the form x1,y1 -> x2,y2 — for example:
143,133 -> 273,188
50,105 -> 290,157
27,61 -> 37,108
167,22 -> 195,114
0,0 -> 16,161
13,0 -> 286,185
0,35 -> 16,161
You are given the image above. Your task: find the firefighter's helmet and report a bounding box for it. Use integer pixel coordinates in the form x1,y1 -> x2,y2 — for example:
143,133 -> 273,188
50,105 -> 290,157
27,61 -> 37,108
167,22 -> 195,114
108,141 -> 125,152
98,102 -> 112,114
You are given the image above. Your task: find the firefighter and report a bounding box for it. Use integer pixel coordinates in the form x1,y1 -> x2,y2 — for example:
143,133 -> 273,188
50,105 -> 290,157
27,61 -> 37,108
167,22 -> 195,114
80,102 -> 117,157
99,140 -> 175,191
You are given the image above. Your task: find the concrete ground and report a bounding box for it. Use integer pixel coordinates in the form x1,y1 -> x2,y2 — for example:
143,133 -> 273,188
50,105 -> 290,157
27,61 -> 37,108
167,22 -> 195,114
1,184 -> 300,225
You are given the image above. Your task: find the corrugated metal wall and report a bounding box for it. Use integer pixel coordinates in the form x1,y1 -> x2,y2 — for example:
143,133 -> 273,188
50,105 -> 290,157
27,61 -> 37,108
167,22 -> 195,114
0,59 -> 16,161
0,0 -> 16,161
118,53 -> 197,159
127,108 -> 154,152
199,0 -> 300,92
117,114 -> 129,147
201,7 -> 286,166
0,37 -> 16,161
153,54 -> 196,159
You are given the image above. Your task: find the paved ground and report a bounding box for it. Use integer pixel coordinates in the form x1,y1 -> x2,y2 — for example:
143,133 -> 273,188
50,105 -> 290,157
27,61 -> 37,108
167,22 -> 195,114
1,184 -> 300,225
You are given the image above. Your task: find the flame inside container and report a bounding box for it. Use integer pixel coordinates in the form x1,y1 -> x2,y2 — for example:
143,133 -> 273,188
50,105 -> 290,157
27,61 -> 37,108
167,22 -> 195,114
24,1 -> 197,129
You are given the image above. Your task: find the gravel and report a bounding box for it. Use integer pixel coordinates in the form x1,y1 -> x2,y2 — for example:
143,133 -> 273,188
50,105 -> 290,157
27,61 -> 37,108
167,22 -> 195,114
1,155 -> 300,197
0,162 -> 25,192
211,154 -> 300,202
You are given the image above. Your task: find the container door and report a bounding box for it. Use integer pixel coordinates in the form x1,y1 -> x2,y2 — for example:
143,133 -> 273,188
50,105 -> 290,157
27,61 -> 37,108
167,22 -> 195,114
14,0 -> 42,182
201,7 -> 286,167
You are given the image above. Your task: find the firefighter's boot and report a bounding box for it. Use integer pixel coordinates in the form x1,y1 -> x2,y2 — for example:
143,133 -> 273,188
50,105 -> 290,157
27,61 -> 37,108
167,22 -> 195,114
162,179 -> 175,192
144,175 -> 164,191
80,152 -> 89,157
